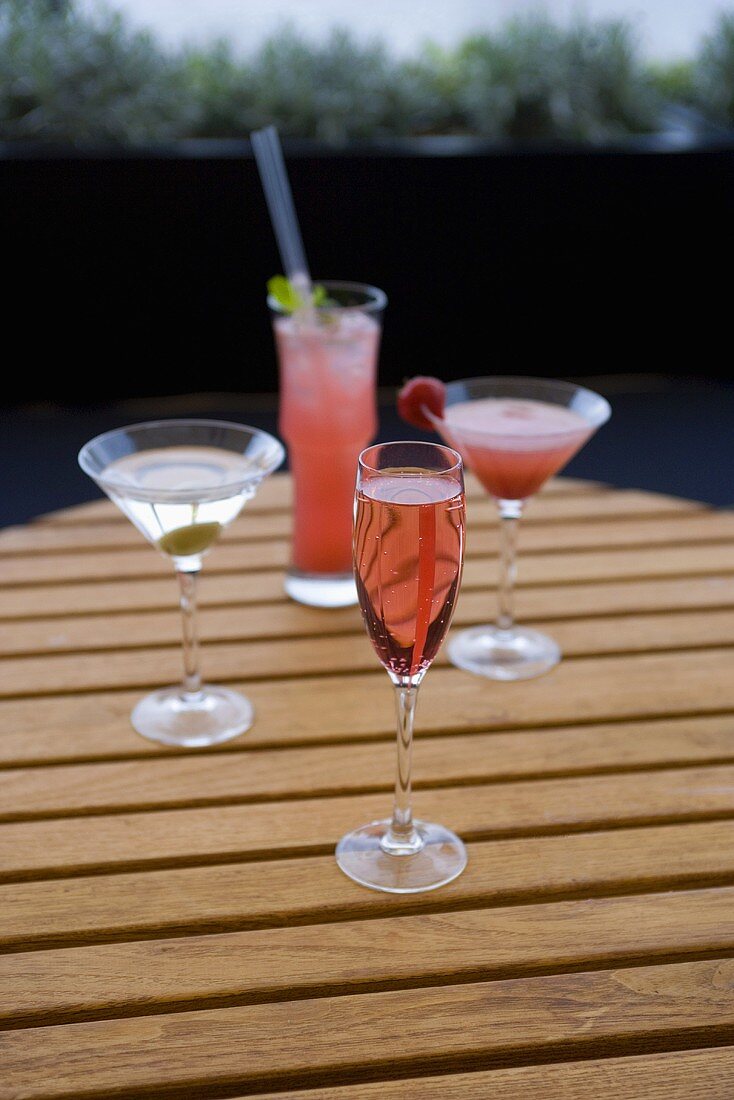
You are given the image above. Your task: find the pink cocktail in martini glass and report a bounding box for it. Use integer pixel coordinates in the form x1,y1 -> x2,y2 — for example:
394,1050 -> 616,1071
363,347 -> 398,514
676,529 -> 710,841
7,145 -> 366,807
426,376 -> 611,680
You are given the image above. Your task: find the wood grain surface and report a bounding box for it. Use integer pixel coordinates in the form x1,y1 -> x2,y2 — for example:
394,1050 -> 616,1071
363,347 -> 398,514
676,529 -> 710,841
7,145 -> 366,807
1,473 -> 733,1098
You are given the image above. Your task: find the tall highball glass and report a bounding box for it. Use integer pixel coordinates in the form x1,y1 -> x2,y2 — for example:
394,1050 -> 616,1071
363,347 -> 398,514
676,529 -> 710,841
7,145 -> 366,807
270,280 -> 387,608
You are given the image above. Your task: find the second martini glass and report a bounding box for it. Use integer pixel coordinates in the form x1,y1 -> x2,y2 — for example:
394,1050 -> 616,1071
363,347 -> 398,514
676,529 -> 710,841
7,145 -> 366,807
427,376 -> 611,681
78,419 -> 284,747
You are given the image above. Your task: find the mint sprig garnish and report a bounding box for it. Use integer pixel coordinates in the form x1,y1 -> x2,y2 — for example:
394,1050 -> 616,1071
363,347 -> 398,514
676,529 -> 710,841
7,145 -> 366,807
311,284 -> 331,307
267,275 -> 335,313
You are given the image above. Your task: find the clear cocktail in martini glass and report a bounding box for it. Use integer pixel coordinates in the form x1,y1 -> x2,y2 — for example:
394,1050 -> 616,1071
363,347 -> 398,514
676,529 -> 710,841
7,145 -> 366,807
78,419 -> 284,746
423,376 -> 611,680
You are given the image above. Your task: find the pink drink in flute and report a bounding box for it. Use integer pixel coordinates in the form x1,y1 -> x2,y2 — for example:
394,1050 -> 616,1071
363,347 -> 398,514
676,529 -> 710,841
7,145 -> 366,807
270,280 -> 387,607
355,474 -> 465,678
336,441 -> 468,894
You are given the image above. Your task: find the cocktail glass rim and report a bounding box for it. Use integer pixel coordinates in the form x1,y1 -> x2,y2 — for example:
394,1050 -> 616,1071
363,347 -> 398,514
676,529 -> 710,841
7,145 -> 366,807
359,439 -> 463,478
425,375 -> 612,437
78,417 -> 285,503
267,279 -> 388,315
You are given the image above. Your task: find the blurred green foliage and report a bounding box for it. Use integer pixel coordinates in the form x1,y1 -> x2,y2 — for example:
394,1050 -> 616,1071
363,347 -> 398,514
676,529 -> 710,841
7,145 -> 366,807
694,12 -> 734,124
1,0 -> 733,146
647,60 -> 696,105
184,28 -> 428,143
434,18 -> 660,140
0,0 -> 194,142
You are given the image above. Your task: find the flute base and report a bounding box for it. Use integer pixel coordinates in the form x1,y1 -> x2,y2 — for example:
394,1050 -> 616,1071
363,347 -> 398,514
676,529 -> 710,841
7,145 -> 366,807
335,819 -> 467,894
448,624 -> 561,681
131,685 -> 254,748
284,568 -> 358,608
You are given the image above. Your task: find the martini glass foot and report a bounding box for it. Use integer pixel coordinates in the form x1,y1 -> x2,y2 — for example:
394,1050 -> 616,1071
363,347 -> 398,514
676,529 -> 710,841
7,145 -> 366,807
131,685 -> 254,748
448,624 -> 560,681
336,819 -> 467,894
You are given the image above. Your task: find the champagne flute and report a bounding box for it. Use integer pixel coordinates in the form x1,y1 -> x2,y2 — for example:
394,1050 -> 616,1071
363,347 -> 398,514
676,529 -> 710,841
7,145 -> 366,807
78,418 -> 284,747
336,441 -> 467,893
427,376 -> 611,680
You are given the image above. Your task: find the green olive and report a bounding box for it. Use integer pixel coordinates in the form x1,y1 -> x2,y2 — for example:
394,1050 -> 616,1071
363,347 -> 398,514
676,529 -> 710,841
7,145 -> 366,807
158,522 -> 222,557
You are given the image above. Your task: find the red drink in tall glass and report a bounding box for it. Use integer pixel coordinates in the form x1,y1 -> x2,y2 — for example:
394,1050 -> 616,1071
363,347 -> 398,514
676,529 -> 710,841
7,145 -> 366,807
270,281 -> 387,608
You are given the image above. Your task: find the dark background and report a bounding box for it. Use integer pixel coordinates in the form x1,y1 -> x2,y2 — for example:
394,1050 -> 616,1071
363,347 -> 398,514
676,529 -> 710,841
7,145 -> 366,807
1,140 -> 732,526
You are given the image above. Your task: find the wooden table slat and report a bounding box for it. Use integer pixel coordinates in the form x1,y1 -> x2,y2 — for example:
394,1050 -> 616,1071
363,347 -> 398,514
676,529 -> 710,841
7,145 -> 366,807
28,475 -> 608,528
5,565 -> 734,657
253,1048 -> 734,1100
3,568 -> 733,631
4,712 -> 734,821
0,491 -> 704,586
0,818 -> 733,952
3,605 -> 734,695
3,760 -> 734,881
2,647 -> 734,761
1,642 -> 734,748
4,886 -> 734,1030
2,958 -> 734,1099
1,498 -> 719,559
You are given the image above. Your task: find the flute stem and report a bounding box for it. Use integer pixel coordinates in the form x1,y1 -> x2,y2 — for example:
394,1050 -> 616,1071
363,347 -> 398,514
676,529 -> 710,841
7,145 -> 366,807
381,683 -> 423,855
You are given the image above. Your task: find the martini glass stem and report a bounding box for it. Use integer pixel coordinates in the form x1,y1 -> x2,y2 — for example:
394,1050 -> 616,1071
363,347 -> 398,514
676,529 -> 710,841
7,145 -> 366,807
382,681 -> 423,854
177,568 -> 203,699
496,500 -> 523,631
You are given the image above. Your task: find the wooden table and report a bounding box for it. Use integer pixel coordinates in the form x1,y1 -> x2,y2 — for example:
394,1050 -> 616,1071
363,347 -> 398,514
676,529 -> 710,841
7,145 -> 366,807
2,472 -> 734,1097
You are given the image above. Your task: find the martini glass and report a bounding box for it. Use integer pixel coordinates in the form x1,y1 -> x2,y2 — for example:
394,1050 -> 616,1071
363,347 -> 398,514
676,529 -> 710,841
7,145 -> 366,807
336,441 -> 467,893
427,376 -> 611,681
78,419 -> 284,747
